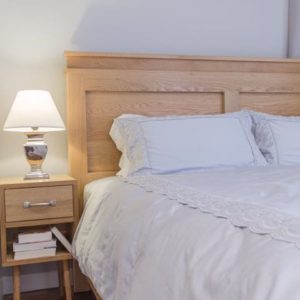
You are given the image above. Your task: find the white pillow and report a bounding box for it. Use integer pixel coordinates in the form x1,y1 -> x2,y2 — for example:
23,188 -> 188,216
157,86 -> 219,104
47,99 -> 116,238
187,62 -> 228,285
110,111 -> 266,176
250,110 -> 300,165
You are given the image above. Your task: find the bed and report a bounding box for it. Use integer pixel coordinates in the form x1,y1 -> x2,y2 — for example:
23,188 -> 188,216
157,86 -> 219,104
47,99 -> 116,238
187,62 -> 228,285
65,52 -> 300,300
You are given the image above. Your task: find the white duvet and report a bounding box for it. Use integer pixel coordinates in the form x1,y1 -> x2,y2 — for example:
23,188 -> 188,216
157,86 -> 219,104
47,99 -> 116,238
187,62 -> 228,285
73,166 -> 300,300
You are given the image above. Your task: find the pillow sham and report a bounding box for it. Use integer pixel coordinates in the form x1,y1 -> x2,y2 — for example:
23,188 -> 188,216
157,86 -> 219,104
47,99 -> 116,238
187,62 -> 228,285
250,110 -> 300,165
110,111 -> 266,176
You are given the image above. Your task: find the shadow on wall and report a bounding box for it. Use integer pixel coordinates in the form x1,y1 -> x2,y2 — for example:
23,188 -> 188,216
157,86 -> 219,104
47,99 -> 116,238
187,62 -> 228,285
71,0 -> 287,57
288,0 -> 300,57
71,0 -> 189,54
71,0 -> 289,57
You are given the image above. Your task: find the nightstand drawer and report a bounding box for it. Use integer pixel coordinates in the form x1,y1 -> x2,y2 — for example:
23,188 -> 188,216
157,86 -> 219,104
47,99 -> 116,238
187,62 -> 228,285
5,185 -> 74,222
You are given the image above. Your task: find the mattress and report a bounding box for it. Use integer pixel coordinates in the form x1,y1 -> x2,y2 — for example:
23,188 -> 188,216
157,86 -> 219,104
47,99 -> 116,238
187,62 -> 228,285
73,165 -> 300,300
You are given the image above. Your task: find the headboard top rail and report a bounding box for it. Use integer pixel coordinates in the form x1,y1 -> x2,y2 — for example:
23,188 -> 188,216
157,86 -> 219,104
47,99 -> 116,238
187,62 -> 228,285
65,51 -> 300,63
65,52 -> 300,73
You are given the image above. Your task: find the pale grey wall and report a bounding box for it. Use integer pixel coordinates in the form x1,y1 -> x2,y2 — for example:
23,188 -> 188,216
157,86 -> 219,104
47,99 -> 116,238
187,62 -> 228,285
0,0 -> 289,296
72,0 -> 288,57
288,0 -> 300,57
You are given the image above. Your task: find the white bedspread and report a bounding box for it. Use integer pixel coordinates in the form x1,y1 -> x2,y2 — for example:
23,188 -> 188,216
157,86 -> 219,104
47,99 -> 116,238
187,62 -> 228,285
73,166 -> 300,300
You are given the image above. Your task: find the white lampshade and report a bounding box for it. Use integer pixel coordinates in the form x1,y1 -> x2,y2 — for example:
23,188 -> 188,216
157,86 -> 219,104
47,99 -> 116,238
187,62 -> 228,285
3,90 -> 65,132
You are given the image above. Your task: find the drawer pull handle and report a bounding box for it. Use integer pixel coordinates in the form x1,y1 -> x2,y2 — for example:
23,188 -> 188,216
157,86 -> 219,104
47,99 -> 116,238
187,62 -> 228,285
23,200 -> 57,208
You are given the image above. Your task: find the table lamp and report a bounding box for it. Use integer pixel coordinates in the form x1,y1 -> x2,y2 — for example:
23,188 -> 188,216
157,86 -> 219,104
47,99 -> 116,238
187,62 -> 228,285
3,90 -> 65,180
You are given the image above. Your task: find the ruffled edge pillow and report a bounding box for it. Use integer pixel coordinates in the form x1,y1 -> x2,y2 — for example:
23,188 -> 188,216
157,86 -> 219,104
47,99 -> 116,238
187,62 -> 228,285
110,111 -> 266,176
249,110 -> 300,165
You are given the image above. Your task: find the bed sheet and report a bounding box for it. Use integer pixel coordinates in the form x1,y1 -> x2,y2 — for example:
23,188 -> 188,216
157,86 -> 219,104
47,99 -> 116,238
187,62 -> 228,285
73,166 -> 300,300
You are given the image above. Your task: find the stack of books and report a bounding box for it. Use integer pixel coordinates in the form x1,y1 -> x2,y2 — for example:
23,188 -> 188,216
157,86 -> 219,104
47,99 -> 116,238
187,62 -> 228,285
13,230 -> 57,260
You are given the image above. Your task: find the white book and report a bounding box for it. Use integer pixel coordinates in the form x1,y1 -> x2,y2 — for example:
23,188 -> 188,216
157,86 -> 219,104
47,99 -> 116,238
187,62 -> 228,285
18,230 -> 52,244
13,239 -> 57,252
51,226 -> 72,254
14,247 -> 56,260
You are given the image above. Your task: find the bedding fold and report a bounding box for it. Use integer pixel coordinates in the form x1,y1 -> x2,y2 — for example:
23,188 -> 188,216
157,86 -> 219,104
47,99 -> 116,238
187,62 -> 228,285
73,166 -> 300,300
124,165 -> 300,248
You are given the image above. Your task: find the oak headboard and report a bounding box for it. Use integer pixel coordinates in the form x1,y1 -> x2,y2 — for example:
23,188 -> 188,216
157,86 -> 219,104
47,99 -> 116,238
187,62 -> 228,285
65,51 -> 300,212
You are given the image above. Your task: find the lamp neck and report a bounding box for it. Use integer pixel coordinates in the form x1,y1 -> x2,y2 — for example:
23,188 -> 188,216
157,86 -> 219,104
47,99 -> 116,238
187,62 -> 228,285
24,132 -> 45,142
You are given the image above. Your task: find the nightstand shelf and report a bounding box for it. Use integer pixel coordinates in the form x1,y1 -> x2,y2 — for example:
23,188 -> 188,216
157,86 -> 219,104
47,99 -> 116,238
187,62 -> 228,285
0,175 -> 78,300
4,250 -> 72,267
5,217 -> 74,228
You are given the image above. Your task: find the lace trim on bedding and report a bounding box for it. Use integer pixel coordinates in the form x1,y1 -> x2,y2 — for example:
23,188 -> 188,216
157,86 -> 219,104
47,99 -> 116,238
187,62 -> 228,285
116,118 -> 152,176
254,120 -> 278,164
249,109 -> 300,165
123,175 -> 300,249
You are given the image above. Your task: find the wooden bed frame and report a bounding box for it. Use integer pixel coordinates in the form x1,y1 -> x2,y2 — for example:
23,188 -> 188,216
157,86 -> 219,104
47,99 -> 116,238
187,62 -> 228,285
65,51 -> 300,298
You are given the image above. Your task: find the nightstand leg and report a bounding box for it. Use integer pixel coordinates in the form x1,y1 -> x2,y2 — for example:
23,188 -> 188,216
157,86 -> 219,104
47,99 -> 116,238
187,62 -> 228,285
58,261 -> 64,297
62,260 -> 72,300
13,265 -> 21,300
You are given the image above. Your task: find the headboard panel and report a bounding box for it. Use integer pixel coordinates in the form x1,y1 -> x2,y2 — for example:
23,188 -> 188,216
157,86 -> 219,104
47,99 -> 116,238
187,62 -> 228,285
65,52 -> 300,212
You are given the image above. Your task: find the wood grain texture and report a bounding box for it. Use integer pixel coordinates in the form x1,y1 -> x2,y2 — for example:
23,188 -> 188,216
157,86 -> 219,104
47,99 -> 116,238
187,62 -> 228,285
13,266 -> 20,300
65,51 -> 300,72
240,93 -> 300,115
62,260 -> 72,300
5,217 -> 75,229
0,175 -> 75,186
58,261 -> 65,297
86,91 -> 223,173
0,185 -> 7,265
66,52 -> 300,299
0,176 -> 77,267
4,251 -> 72,267
5,185 -> 73,222
66,52 -> 300,215
0,176 -> 78,299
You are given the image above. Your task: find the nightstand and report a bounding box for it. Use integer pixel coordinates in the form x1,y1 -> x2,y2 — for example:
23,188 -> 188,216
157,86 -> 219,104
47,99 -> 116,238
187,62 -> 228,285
0,175 -> 78,300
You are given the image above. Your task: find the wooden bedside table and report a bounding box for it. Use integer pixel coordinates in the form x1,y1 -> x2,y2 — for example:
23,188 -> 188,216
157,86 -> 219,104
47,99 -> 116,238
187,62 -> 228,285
0,175 -> 78,300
